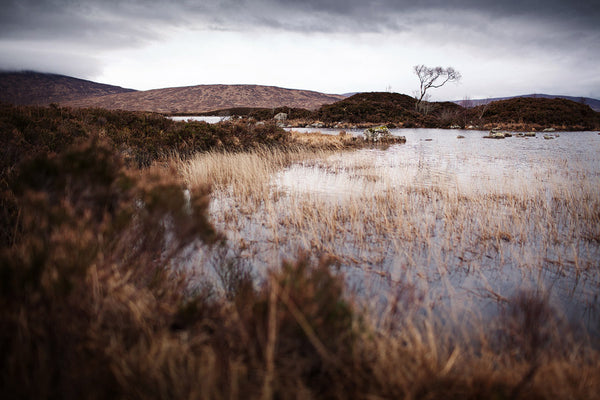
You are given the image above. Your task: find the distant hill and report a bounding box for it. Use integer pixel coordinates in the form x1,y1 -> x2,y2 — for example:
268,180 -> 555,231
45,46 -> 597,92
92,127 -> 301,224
317,92 -> 418,123
287,93 -> 599,130
456,94 -> 600,112
315,92 -> 462,127
2,71 -> 597,129
62,84 -> 346,113
0,71 -> 136,105
466,97 -> 600,130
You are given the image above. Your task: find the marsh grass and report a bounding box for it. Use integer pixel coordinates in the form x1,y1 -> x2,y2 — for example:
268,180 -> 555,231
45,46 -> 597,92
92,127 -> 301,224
2,110 -> 600,398
177,142 -> 600,397
182,140 -> 600,335
177,130 -> 386,207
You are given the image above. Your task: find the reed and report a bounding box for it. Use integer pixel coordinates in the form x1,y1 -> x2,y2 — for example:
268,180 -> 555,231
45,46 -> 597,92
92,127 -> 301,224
181,142 -> 600,332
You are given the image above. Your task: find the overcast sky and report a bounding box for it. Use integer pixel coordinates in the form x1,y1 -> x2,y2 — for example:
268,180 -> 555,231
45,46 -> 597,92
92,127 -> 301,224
1,0 -> 599,100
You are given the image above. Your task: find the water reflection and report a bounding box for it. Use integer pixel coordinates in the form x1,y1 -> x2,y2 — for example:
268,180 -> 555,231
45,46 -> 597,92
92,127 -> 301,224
169,115 -> 230,123
210,129 -> 600,334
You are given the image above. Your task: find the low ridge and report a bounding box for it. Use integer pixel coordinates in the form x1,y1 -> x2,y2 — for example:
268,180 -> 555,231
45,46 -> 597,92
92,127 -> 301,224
456,94 -> 600,112
61,84 -> 346,113
0,71 -> 136,105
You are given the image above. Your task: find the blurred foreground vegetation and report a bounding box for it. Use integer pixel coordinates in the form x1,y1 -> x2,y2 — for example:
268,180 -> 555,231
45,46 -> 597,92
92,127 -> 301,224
1,104 -> 599,399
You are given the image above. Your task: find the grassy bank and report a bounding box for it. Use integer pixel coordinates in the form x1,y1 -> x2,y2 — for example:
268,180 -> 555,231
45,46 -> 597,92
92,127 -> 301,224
1,104 -> 599,399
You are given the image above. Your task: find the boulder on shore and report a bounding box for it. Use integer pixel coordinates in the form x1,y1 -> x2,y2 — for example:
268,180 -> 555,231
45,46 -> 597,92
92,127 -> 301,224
483,130 -> 511,139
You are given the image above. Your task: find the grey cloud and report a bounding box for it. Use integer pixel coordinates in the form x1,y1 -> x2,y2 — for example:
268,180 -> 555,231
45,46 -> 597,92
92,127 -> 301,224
0,1 -> 175,47
1,0 -> 598,38
0,44 -> 103,77
1,0 -> 597,89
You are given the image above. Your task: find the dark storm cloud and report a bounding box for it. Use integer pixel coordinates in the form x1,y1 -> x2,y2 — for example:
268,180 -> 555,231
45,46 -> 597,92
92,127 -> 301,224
1,0 -> 598,96
1,0 -> 598,39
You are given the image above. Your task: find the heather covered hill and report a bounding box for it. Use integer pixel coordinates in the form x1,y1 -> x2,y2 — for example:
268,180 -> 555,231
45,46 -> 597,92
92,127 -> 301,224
316,92 -> 419,123
457,94 -> 600,112
199,92 -> 600,130
0,71 -> 135,105
199,106 -> 315,121
62,84 -> 346,113
314,92 -> 464,127
309,94 -> 599,130
3,71 -> 598,130
469,97 -> 600,130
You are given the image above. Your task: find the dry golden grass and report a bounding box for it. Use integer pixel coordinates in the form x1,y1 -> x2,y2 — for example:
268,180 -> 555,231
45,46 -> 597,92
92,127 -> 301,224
177,137 -> 373,201
180,143 -> 600,333
180,147 -> 299,190
287,130 -> 362,149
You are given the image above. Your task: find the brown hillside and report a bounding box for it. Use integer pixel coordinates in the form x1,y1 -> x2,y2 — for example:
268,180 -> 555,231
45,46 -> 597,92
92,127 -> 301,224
469,97 -> 600,130
0,71 -> 135,105
62,84 -> 346,113
315,92 -> 464,127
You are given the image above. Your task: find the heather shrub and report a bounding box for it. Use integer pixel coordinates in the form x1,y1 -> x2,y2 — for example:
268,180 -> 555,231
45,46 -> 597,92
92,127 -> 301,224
468,97 -> 600,130
0,132 -> 362,399
0,137 -> 217,398
0,103 -> 291,169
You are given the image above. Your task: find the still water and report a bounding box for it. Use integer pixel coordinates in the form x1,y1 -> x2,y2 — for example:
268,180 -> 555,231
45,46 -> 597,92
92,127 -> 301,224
170,115 -> 230,123
203,128 -> 600,333
281,128 -> 600,195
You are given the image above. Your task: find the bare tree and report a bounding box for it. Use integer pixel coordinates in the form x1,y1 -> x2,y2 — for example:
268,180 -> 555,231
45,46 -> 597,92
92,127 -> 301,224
413,65 -> 461,110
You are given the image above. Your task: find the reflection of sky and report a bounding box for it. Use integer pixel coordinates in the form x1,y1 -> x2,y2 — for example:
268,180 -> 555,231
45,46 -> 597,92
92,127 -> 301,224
277,129 -> 600,197
169,116 -> 229,123
268,130 -> 600,331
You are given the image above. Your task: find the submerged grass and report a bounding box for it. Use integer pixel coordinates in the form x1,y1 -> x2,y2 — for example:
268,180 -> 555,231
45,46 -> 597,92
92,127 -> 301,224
176,140 -> 600,398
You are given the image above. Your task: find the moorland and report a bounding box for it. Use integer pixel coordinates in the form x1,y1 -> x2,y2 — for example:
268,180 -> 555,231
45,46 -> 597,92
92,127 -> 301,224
1,72 -> 600,399
206,92 -> 600,131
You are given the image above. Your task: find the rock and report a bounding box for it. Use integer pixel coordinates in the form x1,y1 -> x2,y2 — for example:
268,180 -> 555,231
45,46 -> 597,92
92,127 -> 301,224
363,126 -> 391,142
543,134 -> 555,140
543,127 -> 556,132
362,126 -> 405,144
483,131 -> 509,139
274,112 -> 287,121
524,132 -> 536,137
